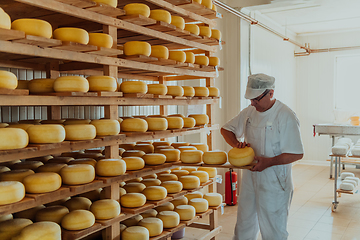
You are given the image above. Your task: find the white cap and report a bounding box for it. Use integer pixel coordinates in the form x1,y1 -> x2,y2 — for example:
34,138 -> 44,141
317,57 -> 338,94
244,73 -> 275,99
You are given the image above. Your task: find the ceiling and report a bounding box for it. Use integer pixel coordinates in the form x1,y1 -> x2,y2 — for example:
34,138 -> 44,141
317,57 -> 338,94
223,0 -> 360,35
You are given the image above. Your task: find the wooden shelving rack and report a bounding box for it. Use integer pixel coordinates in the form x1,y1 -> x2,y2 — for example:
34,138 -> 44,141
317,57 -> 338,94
0,0 -> 223,239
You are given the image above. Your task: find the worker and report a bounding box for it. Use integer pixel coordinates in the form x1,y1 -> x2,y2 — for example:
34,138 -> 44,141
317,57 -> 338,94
221,73 -> 304,240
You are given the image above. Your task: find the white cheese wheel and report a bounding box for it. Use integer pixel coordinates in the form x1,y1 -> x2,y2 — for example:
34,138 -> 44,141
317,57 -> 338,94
124,182 -> 146,193
28,79 -> 55,93
120,193 -> 146,208
189,198 -> 208,213
95,159 -> 126,177
143,186 -> 167,200
203,150 -> 227,165
149,9 -> 171,23
122,215 -> 143,227
158,173 -> 178,182
60,164 -> 95,185
188,114 -> 209,126
35,206 -> 69,224
160,180 -> 183,193
0,169 -> 35,182
341,172 -> 355,180
135,144 -> 154,153
0,218 -> 32,240
185,191 -> 203,201
64,197 -> 92,211
123,3 -> 150,17
153,141 -> 170,147
27,124 -> 65,144
160,149 -> 181,162
184,24 -> 200,35
138,217 -> 163,237
0,213 -> 12,222
145,118 -> 168,131
121,226 -> 149,240
90,199 -> 120,220
121,118 -> 148,132
180,175 -> 200,190
211,29 -> 221,40
141,178 -> 161,187
12,19 -> 52,38
197,167 -> 217,178
194,87 -> 209,97
141,209 -> 158,218
0,128 -> 28,150
201,0 -> 212,8
12,221 -> 61,240
0,8 -> 11,29
167,86 -> 184,97
190,143 -> 208,152
11,161 -> 43,171
190,170 -> 209,184
208,57 -> 220,67
195,56 -> 209,66
155,202 -> 174,212
150,46 -> 169,59
123,150 -> 146,158
340,182 -> 354,191
123,157 -> 145,170
0,70 -> 17,90
124,41 -> 151,57
54,76 -> 89,92
169,51 -> 186,63
64,124 -> 96,140
181,166 -> 197,173
157,211 -> 180,228
61,210 -> 95,230
142,153 -> 166,165
166,117 -> 184,129
183,117 -> 196,128
23,172 -> 61,194
53,27 -> 89,44
175,205 -> 196,221
63,119 -> 91,125
345,176 -> 360,185
180,150 -> 203,164
0,181 -> 25,205
87,75 -> 117,92
172,170 -> 189,179
199,26 -> 211,37
170,16 -> 185,29
182,86 -> 195,97
91,119 -> 120,136
171,196 -> 188,207
147,83 -> 167,95
228,147 -> 255,167
204,193 -> 222,207
88,33 -> 113,48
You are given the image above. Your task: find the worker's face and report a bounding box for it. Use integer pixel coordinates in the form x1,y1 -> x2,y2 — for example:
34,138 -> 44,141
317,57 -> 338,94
250,90 -> 274,112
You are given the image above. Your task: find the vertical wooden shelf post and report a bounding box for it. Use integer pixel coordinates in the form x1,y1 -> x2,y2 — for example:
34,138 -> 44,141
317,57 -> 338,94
205,51 -> 215,151
159,76 -> 168,141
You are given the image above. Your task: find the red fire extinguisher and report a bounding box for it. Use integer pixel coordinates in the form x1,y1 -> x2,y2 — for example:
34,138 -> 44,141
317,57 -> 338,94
225,168 -> 237,206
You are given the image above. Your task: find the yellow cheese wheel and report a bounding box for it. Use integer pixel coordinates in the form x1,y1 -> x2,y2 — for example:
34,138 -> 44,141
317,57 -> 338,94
92,0 -> 117,7
135,144 -> 154,153
171,16 -> 185,29
0,181 -> 25,205
147,84 -> 167,95
183,117 -> 196,128
158,173 -> 178,182
185,191 -> 203,201
124,41 -> 151,56
181,166 -> 197,173
197,167 -> 217,178
141,178 -> 161,187
0,166 -> 10,173
0,218 -> 32,240
35,206 -> 69,224
122,226 -> 149,240
159,170 -> 171,174
180,150 -> 203,164
160,180 -> 183,193
0,70 -> 17,89
61,210 -> 95,230
120,81 -> 148,93
68,159 -> 97,167
120,193 -> 146,208
150,46 -> 169,59
0,128 -> 28,150
90,199 -> 120,220
159,149 -> 180,162
11,19 -> 52,38
53,27 -> 89,44
0,8 -> 11,29
201,0 -> 212,9
145,117 -> 168,131
88,33 -> 113,48
95,159 -> 126,176
123,157 -> 145,170
190,170 -> 209,184
119,142 -> 133,149
123,3 -> 151,17
142,153 -> 166,165
154,146 -> 174,153
211,29 -> 221,40
54,76 -> 89,92
171,196 -> 188,207
195,56 -> 209,66
23,172 -> 61,194
122,215 -> 143,227
190,143 -> 208,152
208,86 -> 220,96
138,217 -> 163,237
11,161 -> 43,171
87,75 -> 117,92
0,169 -> 35,182
63,119 -> 91,125
64,124 -> 96,140
188,114 -> 209,126
143,186 -> 167,200
166,117 -> 184,129
228,147 -> 255,167
199,26 -> 211,37
64,197 -> 92,212
60,164 -> 95,185
178,146 -> 197,152
127,177 -> 143,183
155,202 -> 174,213
194,86 -> 209,97
184,52 -> 195,64
189,198 -> 208,213
204,193 -> 222,207
12,221 -> 61,240
209,57 -> 220,67
203,150 -> 227,165
182,86 -> 195,97
25,155 -> 53,163
17,80 -> 28,89
124,182 -> 146,193
28,78 -> 55,93
157,211 -> 180,228
121,118 -> 148,132
179,175 -> 200,190
149,9 -> 171,23
141,209 -> 158,218
91,119 -> 120,136
172,170 -> 189,179
184,24 -> 200,35
171,142 -> 190,148
169,51 -> 186,63
37,163 -> 67,174
47,156 -> 73,164
175,205 -> 196,220
122,150 -> 146,158
27,124 -> 65,144
167,86 -> 184,97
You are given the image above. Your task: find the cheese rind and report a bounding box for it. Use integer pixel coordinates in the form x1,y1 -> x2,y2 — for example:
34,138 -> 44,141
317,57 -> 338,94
211,29 -> 221,40
54,76 -> 89,92
124,182 -> 146,193
195,56 -> 209,66
179,175 -> 200,190
182,86 -> 195,97
142,153 -> 166,165
147,84 -> 167,95
142,186 -> 167,200
150,46 -> 169,59
64,197 -> 92,211
149,10 -> 171,24
189,198 -> 209,213
203,150 -> 227,165
28,79 -> 55,93
183,117 -> 196,128
95,159 -> 126,176
197,167 -> 217,178
155,202 -> 174,212
90,199 -> 121,220
0,128 -> 28,150
171,196 -> 188,207
208,57 -> 220,67
166,117 -> 184,129
120,193 -> 147,208
175,205 -> 196,220
121,118 -> 148,132
228,147 -> 255,167
88,33 -> 113,48
190,170 -> 209,184
159,149 -> 181,162
204,193 -> 222,207
201,0 -> 212,8
87,75 -> 117,92
185,191 -> 203,201
123,3 -> 150,17
0,70 -> 17,89
11,19 -> 52,38
167,86 -> 184,97
171,16 -> 185,29
121,226 -> 149,240
35,206 -> 69,224
194,87 -> 209,97
0,181 -> 25,205
53,27 -> 89,44
27,124 -> 65,144
0,8 -> 11,29
184,24 -> 200,35
124,41 -> 151,57
199,26 -> 211,37
185,52 -> 195,64
91,119 -> 120,136
180,150 -> 203,163
12,221 -> 62,240
64,124 -> 96,140
157,211 -> 180,228
122,157 -> 145,170
138,217 -> 163,237
23,172 -> 62,193
169,51 -> 186,63
188,114 -> 209,126
160,180 -> 183,193
60,164 -> 95,185
61,210 -> 95,230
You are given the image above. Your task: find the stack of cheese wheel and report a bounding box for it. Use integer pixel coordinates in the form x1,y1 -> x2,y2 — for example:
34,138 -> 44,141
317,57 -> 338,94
208,57 -> 220,67
121,118 -> 148,132
0,7 -> 11,29
147,83 -> 167,95
64,197 -> 92,211
120,193 -> 146,208
145,117 -> 168,131
120,81 -> 148,94
150,46 -> 169,59
0,218 -> 33,240
28,79 -> 55,93
167,86 -> 184,97
138,217 -> 163,237
159,149 -> 180,162
123,150 -> 146,158
122,157 -> 145,170
95,159 -> 126,176
0,169 -> 35,182
121,226 -> 149,240
149,9 -> 171,23
171,16 -> 185,29
208,86 -> 220,96
180,175 -> 200,190
123,3 -> 150,17
13,222 -> 62,240
143,186 -> 167,201
204,193 -> 222,207
90,199 -> 120,220
60,164 -> 95,185
26,124 -> 65,144
188,114 -> 209,126
142,153 -> 166,165
88,33 -> 113,48
155,202 -> 174,212
194,87 -> 209,97
182,86 -> 195,97
87,76 -> 117,92
124,182 -> 146,193
166,117 -> 184,129
184,24 -> 200,35
171,196 -> 188,207
189,198 -> 208,213
35,206 -> 69,224
157,211 -> 180,228
203,150 -> 227,165
54,76 -> 89,92
23,172 -> 61,193
64,124 -> 96,140
175,205 -> 196,221
228,147 -> 255,167
185,52 -> 195,64
180,150 -> 203,163
12,19 -> 52,38
211,29 -> 221,40
190,170 -> 209,184
124,41 -> 151,57
198,167 -> 217,178
161,181 -> 183,193
61,210 -> 95,230
0,128 -> 28,150
169,51 -> 186,63
54,27 -> 89,44
0,181 -> 25,205
183,117 -> 196,128
195,56 -> 209,66
91,119 -> 120,136
190,143 -> 208,152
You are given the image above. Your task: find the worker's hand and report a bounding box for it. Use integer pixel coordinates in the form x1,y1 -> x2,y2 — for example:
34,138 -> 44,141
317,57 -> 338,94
250,156 -> 271,172
235,142 -> 250,148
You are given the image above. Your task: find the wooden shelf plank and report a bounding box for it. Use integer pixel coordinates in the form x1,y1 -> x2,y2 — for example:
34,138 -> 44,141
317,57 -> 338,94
13,35 -> 62,48
181,215 -> 200,226
147,197 -> 174,207
163,223 -> 186,234
25,187 -> 71,201
85,3 -> 125,17
52,41 -> 98,52
0,88 -> 29,95
66,180 -> 104,194
149,231 -> 172,240
121,203 -> 155,214
119,14 -> 157,26
0,28 -> 25,41
86,47 -> 123,56
196,208 -> 213,218
0,197 -> 36,215
96,213 -> 128,226
62,223 -> 103,240
55,0 -> 96,8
